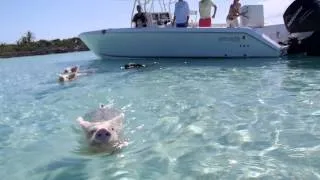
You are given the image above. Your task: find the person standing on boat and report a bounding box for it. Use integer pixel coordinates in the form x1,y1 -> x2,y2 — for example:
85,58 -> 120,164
199,0 -> 217,27
173,0 -> 190,27
226,0 -> 242,28
132,5 -> 148,28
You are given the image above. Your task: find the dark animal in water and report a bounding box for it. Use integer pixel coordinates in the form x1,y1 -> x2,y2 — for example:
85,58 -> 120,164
123,63 -> 146,69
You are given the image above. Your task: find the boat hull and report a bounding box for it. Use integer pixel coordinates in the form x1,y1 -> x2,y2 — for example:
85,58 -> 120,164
79,27 -> 285,59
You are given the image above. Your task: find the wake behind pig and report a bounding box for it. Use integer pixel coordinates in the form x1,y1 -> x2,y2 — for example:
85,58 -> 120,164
76,104 -> 128,153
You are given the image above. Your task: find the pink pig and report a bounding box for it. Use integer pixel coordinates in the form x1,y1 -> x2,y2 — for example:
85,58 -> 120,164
77,104 -> 127,153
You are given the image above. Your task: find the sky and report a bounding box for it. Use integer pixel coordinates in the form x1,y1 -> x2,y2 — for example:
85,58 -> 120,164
0,0 -> 293,44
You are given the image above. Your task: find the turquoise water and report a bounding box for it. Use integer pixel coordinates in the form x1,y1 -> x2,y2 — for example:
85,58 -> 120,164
1,52 -> 320,179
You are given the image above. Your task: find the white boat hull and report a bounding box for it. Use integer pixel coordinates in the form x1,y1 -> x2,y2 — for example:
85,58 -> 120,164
79,27 -> 285,59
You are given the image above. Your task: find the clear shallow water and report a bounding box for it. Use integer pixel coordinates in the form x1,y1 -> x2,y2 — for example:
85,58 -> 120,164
0,52 -> 320,179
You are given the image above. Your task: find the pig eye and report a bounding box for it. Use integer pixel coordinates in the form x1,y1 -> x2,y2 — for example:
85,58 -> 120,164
89,129 -> 96,135
111,128 -> 114,131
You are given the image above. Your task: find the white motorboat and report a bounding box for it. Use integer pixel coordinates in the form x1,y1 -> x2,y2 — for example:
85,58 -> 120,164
79,0 -> 289,59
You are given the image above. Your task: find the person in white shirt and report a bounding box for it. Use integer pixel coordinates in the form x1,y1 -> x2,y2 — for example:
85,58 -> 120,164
199,0 -> 217,27
173,0 -> 190,27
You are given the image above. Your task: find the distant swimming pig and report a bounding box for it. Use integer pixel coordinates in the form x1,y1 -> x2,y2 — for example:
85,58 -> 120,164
77,104 -> 127,153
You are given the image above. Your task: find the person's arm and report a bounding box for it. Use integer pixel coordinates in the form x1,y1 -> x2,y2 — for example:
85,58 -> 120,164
186,3 -> 190,24
235,3 -> 241,17
211,1 -> 217,18
132,14 -> 136,22
172,16 -> 176,26
172,4 -> 177,26
239,11 -> 248,18
131,14 -> 137,27
142,13 -> 148,26
238,3 -> 248,17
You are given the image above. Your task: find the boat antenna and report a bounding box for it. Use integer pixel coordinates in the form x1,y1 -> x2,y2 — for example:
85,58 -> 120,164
159,0 -> 163,12
162,0 -> 167,12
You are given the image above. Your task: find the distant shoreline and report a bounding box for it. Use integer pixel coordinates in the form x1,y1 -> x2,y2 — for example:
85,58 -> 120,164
0,47 -> 89,59
0,32 -> 90,58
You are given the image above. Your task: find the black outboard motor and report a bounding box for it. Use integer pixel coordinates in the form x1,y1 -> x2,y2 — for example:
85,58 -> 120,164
283,0 -> 320,56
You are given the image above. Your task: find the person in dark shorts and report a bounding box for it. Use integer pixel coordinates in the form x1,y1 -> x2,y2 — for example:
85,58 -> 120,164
132,5 -> 148,28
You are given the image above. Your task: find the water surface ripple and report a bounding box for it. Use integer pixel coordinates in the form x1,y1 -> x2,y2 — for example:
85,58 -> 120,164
0,52 -> 320,179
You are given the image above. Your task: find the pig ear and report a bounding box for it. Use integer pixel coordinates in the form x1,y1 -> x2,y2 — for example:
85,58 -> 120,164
76,116 -> 91,130
110,113 -> 124,132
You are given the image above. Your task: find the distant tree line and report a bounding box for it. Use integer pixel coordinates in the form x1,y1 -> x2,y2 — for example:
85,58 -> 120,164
0,31 -> 89,58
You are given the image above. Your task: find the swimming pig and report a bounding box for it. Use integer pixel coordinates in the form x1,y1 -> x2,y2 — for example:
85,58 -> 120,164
77,104 -> 127,153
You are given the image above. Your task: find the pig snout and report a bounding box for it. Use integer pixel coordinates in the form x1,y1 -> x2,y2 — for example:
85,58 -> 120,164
94,128 -> 111,142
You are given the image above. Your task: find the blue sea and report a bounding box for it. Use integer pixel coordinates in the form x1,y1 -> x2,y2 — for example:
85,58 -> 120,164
0,51 -> 320,179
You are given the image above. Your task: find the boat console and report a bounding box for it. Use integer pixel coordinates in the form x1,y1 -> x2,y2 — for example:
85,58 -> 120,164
145,12 -> 172,27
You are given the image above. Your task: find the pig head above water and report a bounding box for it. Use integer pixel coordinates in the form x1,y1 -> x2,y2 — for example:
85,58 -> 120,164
76,104 -> 126,153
